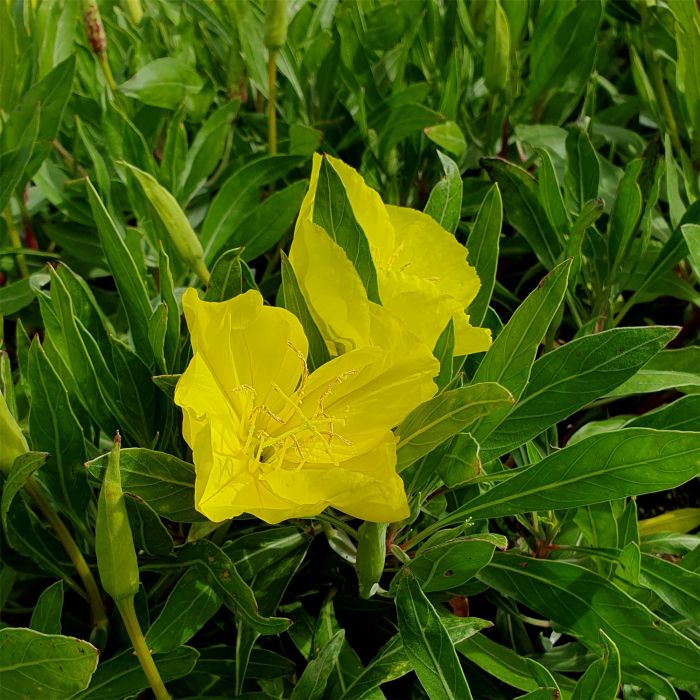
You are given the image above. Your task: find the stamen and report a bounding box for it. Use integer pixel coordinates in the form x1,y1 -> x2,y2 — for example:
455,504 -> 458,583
317,369 -> 357,417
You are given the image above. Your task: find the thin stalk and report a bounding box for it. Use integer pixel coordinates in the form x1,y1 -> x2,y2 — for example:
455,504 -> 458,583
99,54 -> 118,94
2,208 -> 29,278
267,48 -> 278,156
24,478 -> 108,636
117,596 -> 170,700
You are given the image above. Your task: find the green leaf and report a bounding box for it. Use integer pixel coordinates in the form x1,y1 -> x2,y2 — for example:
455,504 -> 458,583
223,527 -> 304,578
204,247 -> 243,302
470,260 -> 571,442
396,382 -> 513,472
564,125 -> 599,214
682,223 -> 700,281
180,100 -> 240,202
0,104 -> 39,211
124,493 -> 174,557
146,568 -> 222,653
29,581 -> 64,636
1,451 -> 48,534
424,151 -> 463,234
73,645 -> 199,700
424,124 -> 466,160
231,180 -> 307,261
172,540 -> 290,635
118,57 -> 203,108
627,395 -> 700,431
280,252 -> 330,372
0,273 -> 49,316
290,630 -> 345,700
570,631 -> 620,700
481,326 -> 677,459
526,0 -> 603,112
481,157 -> 561,268
465,184 -> 503,325
409,534 -> 502,593
535,148 -> 569,236
437,432 -> 481,488
339,618 -> 490,700
457,634 -> 575,698
86,180 -> 153,362
433,320 -> 455,391
201,155 -> 304,261
606,346 -> 700,397
447,429 -> 700,523
27,340 -> 90,522
313,155 -> 381,303
86,448 -> 203,523
608,159 -> 644,276
395,571 -> 473,699
639,552 -> 700,624
0,628 -> 98,699
479,553 -> 700,681
1,55 -> 76,178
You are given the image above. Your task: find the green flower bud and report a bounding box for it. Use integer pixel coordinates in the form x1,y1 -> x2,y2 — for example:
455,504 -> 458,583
123,162 -> 210,285
95,433 -> 139,602
355,522 -> 388,599
264,0 -> 288,50
0,390 -> 28,476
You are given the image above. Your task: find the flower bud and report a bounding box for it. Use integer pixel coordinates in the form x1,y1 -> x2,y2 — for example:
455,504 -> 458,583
123,162 -> 210,285
95,433 -> 140,602
0,390 -> 29,476
264,0 -> 288,50
82,1 -> 107,57
355,522 -> 388,599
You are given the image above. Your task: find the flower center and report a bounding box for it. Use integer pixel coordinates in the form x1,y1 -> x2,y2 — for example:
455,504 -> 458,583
233,344 -> 355,472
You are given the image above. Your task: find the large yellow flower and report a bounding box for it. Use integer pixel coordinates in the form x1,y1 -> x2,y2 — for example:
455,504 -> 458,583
174,288 -> 437,524
289,154 -> 492,357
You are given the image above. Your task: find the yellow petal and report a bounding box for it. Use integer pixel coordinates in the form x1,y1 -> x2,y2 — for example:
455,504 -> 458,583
289,219 -> 371,354
179,288 -> 308,417
263,433 -> 409,522
452,312 -> 493,356
384,205 -> 480,308
298,340 -> 437,459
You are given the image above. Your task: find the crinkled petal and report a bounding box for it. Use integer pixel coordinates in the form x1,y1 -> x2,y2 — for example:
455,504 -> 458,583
384,205 -> 480,307
263,433 -> 409,523
298,338 -> 437,459
180,288 -> 308,417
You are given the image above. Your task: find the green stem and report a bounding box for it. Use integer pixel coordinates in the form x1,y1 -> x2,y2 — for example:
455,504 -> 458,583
24,478 -> 108,637
99,54 -> 118,95
267,48 -> 278,156
117,596 -> 170,700
3,208 -> 29,279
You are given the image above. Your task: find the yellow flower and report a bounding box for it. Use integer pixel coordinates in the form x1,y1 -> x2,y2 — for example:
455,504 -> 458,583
174,288 -> 437,524
290,154 -> 492,357
0,390 -> 28,476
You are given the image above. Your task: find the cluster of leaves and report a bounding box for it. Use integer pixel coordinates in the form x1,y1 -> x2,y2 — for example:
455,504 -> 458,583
1,1 -> 699,698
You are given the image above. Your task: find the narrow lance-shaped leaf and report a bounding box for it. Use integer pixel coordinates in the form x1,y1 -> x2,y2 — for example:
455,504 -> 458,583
481,326 -> 678,460
481,157 -> 561,268
570,631 -> 621,700
470,260 -> 571,442
396,382 -> 513,472
313,155 -> 381,303
444,428 -> 700,525
86,179 -> 153,362
478,553 -> 700,681
424,150 -> 463,234
466,184 -> 502,326
395,570 -> 473,700
290,631 -> 346,700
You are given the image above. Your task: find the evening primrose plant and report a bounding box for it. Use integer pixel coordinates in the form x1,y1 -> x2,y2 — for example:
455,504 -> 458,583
2,2 -> 700,699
